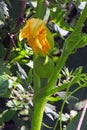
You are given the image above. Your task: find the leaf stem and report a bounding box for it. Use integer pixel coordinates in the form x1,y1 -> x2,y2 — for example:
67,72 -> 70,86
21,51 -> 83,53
53,77 -> 72,130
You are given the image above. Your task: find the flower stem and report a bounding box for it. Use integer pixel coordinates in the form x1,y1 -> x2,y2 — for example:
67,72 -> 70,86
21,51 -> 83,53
31,98 -> 47,130
31,55 -> 47,130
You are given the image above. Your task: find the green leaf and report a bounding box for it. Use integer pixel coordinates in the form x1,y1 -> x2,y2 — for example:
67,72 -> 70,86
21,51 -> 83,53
0,1 -> 9,21
63,31 -> 87,57
7,99 -> 24,109
2,109 -> 16,122
35,1 -> 46,19
63,31 -> 81,56
51,7 -> 64,23
57,20 -> 74,31
0,61 -> 11,76
8,0 -> 21,18
75,4 -> 87,31
62,4 -> 87,56
66,111 -> 87,130
0,7 -> 5,21
0,75 -> 9,96
75,34 -> 87,48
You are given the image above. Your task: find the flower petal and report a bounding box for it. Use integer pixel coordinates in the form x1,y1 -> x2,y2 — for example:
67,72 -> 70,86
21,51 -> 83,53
19,18 -> 54,56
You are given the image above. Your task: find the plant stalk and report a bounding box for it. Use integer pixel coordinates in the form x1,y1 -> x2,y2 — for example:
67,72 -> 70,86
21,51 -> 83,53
31,98 -> 47,130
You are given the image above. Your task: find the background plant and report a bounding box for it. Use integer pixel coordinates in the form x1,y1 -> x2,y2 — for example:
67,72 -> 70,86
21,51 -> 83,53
0,0 -> 87,130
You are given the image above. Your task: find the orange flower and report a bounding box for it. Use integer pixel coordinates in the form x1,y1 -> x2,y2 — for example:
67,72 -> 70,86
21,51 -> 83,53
19,18 -> 54,55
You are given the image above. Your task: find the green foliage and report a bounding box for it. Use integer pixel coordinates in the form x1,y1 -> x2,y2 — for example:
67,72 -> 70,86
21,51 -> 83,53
0,1 -> 9,22
66,112 -> 87,130
0,0 -> 87,130
0,109 -> 16,125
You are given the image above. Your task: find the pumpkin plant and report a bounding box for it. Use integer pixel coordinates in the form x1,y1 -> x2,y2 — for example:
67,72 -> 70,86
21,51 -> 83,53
19,1 -> 87,130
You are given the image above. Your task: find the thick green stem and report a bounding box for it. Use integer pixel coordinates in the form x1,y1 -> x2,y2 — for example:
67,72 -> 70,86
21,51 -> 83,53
33,70 -> 40,92
33,55 -> 40,92
31,98 -> 47,130
32,55 -> 47,130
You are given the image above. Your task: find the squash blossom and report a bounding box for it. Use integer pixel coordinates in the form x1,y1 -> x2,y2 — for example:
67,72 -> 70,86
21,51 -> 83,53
19,18 -> 54,55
